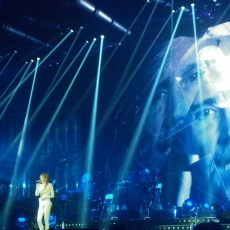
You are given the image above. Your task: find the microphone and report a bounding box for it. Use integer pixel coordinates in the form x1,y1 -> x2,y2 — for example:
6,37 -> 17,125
36,180 -> 41,183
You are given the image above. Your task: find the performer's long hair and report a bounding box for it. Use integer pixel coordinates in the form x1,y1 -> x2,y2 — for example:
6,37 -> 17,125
40,173 -> 49,188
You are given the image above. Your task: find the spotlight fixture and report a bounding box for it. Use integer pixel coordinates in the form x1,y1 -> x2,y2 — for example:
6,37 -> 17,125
140,205 -> 149,218
170,206 -> 180,218
211,203 -> 224,219
2,25 -> 46,45
15,214 -> 28,229
197,202 -> 216,219
184,198 -> 194,208
182,198 -> 198,218
49,213 -> 57,228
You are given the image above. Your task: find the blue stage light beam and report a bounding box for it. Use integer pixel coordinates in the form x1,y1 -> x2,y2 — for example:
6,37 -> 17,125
69,1 -> 150,125
0,41 -> 88,164
0,61 -> 34,162
28,30 -> 73,74
97,14 -> 172,135
24,38 -> 96,173
0,30 -> 73,110
82,35 -> 104,224
215,3 -> 230,26
10,33 -> 63,70
102,1 -> 148,71
191,4 -> 204,118
0,61 -> 32,120
0,61 -> 27,101
86,35 -> 104,176
45,26 -> 84,94
0,60 -> 35,165
118,8 -> 184,181
110,2 -> 159,103
13,58 -> 39,173
0,53 -> 10,62
0,51 -> 17,76
28,40 -> 88,123
10,30 -> 73,92
2,58 -> 39,229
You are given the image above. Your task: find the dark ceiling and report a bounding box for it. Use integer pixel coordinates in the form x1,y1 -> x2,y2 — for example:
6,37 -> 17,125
1,0 -> 230,59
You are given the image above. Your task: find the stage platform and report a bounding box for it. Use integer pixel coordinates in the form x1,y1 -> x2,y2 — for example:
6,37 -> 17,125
43,218 -> 230,230
3,196 -> 230,230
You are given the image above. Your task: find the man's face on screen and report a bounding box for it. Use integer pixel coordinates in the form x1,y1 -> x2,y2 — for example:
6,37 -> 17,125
173,45 -> 230,193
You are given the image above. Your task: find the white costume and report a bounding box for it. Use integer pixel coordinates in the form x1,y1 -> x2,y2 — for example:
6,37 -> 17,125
35,183 -> 55,230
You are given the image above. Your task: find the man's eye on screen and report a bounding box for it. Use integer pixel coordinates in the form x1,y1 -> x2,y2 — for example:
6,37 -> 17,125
194,108 -> 218,120
183,70 -> 202,84
189,72 -> 198,82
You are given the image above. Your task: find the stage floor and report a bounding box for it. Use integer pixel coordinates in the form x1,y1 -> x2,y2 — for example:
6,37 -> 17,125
44,218 -> 230,230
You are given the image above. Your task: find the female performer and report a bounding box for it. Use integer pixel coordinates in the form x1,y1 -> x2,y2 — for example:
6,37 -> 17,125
35,173 -> 55,230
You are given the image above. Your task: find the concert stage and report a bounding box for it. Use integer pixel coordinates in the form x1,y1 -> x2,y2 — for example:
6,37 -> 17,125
29,208 -> 230,230
44,217 -> 230,230
3,193 -> 230,229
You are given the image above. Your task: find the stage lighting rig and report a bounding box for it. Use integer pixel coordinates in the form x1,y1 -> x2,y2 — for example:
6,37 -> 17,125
1,24 -> 46,46
197,202 -> 216,219
62,0 -> 131,35
147,0 -> 165,3
182,198 -> 198,218
49,213 -> 57,228
15,214 -> 28,229
140,205 -> 150,218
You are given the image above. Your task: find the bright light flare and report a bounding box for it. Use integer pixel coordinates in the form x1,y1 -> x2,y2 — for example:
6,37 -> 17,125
175,76 -> 182,81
